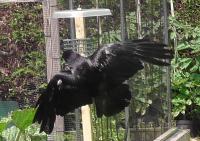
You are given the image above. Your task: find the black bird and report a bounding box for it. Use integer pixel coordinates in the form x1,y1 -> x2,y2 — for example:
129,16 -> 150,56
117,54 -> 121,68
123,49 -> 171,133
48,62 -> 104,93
33,39 -> 173,134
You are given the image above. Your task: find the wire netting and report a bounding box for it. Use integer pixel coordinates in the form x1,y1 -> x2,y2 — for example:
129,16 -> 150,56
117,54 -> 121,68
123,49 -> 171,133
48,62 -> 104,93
0,1 -> 171,141
61,0 -> 171,141
61,37 -> 126,141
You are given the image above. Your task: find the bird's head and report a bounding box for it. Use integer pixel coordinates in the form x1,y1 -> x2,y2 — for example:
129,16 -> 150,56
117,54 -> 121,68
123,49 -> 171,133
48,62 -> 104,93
62,50 -> 81,65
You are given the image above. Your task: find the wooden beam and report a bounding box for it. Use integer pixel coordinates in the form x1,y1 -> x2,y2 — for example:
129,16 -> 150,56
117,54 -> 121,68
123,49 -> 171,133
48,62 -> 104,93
42,0 -> 64,140
154,128 -> 190,141
81,105 -> 93,141
75,17 -> 86,53
154,128 -> 178,141
74,16 -> 93,141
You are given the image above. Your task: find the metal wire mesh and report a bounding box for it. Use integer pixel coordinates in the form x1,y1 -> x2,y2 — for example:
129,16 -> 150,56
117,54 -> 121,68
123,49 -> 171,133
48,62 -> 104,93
59,0 -> 171,140
61,37 -> 127,141
61,38 -> 98,56
124,0 -> 170,140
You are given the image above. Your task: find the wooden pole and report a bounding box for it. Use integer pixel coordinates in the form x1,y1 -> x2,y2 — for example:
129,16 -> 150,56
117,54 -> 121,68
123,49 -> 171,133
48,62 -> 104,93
43,0 -> 64,140
74,17 -> 86,53
135,0 -> 142,39
74,16 -> 93,141
163,0 -> 172,129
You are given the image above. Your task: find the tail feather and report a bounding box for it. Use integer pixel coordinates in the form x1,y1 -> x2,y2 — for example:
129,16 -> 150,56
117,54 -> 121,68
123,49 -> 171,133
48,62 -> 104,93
134,53 -> 170,66
135,47 -> 173,59
130,39 -> 167,48
124,40 -> 173,66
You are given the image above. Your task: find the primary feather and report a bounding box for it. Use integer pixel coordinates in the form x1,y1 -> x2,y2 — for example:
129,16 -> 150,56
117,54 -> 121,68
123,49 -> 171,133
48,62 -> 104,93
33,39 -> 173,134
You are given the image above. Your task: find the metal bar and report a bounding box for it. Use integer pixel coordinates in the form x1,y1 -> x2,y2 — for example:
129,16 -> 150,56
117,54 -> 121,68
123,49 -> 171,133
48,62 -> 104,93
120,0 -> 127,41
69,0 -> 75,39
42,0 -> 64,140
135,0 -> 142,39
162,0 -> 172,129
120,1 -> 130,141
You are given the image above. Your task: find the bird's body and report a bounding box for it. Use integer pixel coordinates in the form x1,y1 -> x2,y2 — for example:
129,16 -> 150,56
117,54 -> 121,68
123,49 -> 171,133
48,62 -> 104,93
33,39 -> 173,134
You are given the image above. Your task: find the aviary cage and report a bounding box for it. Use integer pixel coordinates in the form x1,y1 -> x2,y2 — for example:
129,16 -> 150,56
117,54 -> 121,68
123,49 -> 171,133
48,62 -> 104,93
56,0 -> 171,141
0,0 -> 171,141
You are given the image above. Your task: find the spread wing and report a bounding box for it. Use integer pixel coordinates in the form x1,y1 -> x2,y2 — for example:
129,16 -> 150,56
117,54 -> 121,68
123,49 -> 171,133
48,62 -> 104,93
33,39 -> 173,133
89,39 -> 173,85
89,39 -> 173,117
33,73 -> 92,134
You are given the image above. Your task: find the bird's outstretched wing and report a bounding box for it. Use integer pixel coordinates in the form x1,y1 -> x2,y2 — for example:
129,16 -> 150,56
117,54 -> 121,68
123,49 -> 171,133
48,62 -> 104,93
89,39 -> 173,85
89,39 -> 173,117
33,73 -> 92,134
33,39 -> 173,133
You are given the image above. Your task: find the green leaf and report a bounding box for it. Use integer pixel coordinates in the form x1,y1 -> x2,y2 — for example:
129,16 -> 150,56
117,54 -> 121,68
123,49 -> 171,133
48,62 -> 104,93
172,111 -> 180,117
147,99 -> 152,104
0,116 -> 12,135
11,108 -> 36,132
0,122 -> 8,135
177,43 -> 190,50
1,126 -> 20,141
191,73 -> 200,81
26,124 -> 47,141
179,58 -> 192,69
190,65 -> 199,72
170,32 -> 176,39
194,98 -> 200,106
186,99 -> 192,105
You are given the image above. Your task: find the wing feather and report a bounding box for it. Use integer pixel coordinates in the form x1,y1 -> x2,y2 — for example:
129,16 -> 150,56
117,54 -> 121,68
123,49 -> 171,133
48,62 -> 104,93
33,73 -> 92,134
89,39 -> 173,84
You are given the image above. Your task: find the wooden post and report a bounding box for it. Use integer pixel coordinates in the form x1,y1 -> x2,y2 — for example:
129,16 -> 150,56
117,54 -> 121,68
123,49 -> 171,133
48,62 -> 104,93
0,0 -> 64,140
74,16 -> 93,141
74,17 -> 86,53
135,0 -> 142,39
43,0 -> 64,140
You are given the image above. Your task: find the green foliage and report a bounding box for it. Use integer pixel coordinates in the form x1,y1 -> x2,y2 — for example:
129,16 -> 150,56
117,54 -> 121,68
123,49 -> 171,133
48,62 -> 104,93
9,3 -> 44,48
6,50 -> 46,106
170,17 -> 200,120
25,124 -> 47,141
12,51 -> 46,78
174,0 -> 200,27
2,126 -> 20,141
0,116 -> 12,135
0,108 -> 47,141
0,3 -> 46,106
11,108 -> 36,132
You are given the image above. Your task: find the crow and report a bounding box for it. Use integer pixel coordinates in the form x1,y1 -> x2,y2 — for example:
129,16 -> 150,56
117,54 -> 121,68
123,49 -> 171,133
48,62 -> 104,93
33,39 -> 173,134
